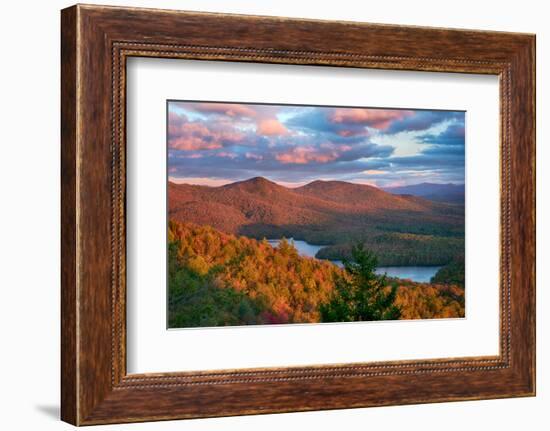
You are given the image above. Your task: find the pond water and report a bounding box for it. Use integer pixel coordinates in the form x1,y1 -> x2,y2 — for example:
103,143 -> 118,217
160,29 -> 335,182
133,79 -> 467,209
373,266 -> 442,283
267,238 -> 442,283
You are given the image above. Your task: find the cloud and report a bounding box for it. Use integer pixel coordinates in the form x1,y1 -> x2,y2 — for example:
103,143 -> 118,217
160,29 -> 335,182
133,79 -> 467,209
421,122 -> 465,146
287,109 -> 370,138
329,108 -> 414,130
405,121 -> 466,158
337,129 -> 370,137
333,142 -> 393,161
168,111 -> 246,151
272,139 -> 392,165
275,145 -> 340,164
172,102 -> 291,140
245,152 -> 263,160
169,124 -> 223,150
174,102 -> 257,119
362,169 -> 387,175
421,145 -> 465,157
181,153 -> 204,159
217,151 -> 238,159
257,118 -> 288,136
287,107 -> 414,138
167,101 -> 465,186
387,110 -> 464,134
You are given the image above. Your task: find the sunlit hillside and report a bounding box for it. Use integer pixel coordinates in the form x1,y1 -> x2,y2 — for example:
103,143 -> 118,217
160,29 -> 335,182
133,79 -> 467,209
168,220 -> 464,328
168,177 -> 464,266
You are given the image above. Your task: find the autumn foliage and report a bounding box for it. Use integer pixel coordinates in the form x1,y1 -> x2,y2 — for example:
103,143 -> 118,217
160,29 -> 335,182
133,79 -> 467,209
168,220 -> 464,328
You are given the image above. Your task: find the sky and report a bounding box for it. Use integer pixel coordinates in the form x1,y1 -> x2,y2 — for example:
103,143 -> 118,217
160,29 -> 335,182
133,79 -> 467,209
167,101 -> 465,188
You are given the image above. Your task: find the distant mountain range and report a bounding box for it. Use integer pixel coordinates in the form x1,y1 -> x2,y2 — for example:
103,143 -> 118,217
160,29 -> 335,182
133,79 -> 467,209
382,182 -> 465,204
168,177 -> 463,241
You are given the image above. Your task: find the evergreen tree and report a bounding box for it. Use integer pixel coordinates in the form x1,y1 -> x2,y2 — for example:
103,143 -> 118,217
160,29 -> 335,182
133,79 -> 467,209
320,244 -> 401,322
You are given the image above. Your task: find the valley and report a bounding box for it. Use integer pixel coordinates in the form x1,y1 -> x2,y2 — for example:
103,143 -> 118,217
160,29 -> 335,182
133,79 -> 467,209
168,177 -> 464,267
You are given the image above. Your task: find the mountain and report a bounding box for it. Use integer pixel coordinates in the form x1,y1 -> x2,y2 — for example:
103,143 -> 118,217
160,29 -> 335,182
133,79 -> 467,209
169,177 -> 335,234
169,177 -> 463,243
294,180 -> 432,212
383,182 -> 465,204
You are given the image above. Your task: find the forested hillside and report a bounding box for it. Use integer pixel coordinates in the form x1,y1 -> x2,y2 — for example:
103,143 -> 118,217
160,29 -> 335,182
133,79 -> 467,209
431,255 -> 465,287
316,232 -> 464,266
168,178 -> 464,266
168,220 -> 465,328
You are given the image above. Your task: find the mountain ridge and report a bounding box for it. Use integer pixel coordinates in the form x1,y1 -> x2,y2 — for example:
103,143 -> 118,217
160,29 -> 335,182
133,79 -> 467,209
168,177 -> 463,239
383,182 -> 465,204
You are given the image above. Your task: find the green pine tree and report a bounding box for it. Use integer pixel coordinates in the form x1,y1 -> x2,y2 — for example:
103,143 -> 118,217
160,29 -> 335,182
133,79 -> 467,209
320,244 -> 401,322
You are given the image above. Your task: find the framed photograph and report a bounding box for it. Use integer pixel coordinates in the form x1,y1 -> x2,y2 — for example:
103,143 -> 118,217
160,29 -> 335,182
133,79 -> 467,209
61,4 -> 535,425
165,100 -> 466,329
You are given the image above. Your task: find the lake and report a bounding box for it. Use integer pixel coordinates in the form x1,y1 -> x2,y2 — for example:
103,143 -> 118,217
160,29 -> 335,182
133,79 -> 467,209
267,238 -> 442,283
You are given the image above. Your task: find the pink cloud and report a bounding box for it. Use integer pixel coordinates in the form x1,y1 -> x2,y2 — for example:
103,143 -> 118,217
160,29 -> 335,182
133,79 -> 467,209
171,103 -> 291,141
168,112 -> 245,151
257,118 -> 288,136
168,111 -> 187,136
329,109 -> 414,130
276,146 -> 339,164
169,122 -> 223,150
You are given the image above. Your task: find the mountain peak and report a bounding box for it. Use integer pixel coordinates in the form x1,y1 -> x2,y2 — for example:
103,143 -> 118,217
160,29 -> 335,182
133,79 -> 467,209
223,176 -> 284,195
247,176 -> 275,184
229,176 -> 279,187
